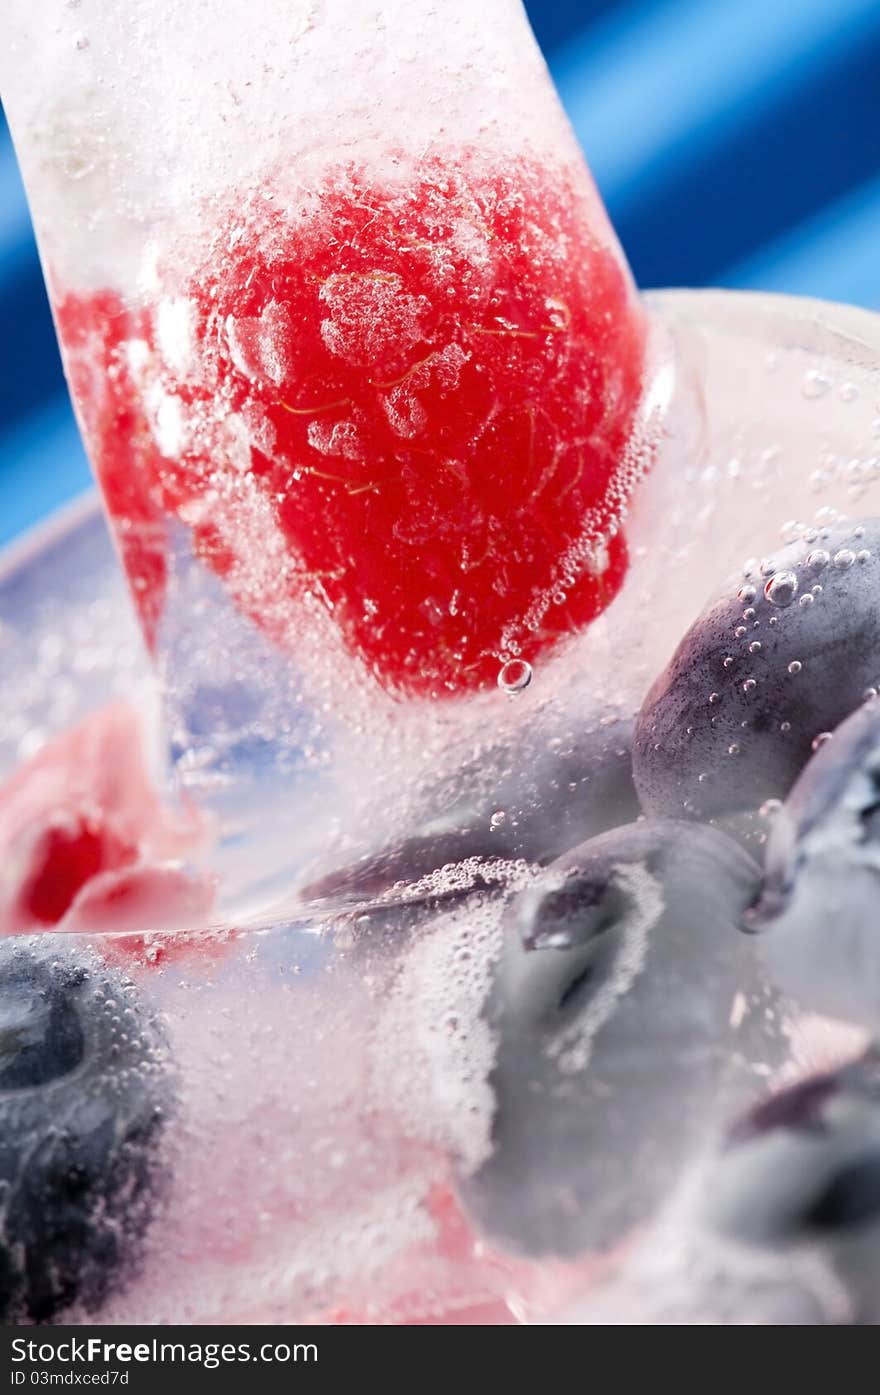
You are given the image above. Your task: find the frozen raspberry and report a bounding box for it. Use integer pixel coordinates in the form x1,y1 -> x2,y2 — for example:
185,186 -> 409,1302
57,155 -> 647,697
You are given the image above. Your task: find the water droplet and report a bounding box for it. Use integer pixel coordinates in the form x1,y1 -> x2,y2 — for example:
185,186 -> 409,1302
708,692 -> 720,705
806,549 -> 829,571
764,570 -> 798,607
734,626 -> 747,638
743,607 -> 756,621
802,370 -> 832,399
697,772 -> 709,784
834,548 -> 856,569
812,731 -> 832,751
728,743 -> 740,756
864,687 -> 879,701
749,640 -> 762,654
74,30 -> 89,49
840,381 -> 860,402
759,558 -> 776,577
780,721 -> 791,733
812,584 -> 823,596
723,655 -> 734,669
798,593 -> 814,608
737,585 -> 756,604
742,557 -> 759,578
490,810 -> 506,829
742,678 -> 757,694
498,658 -> 532,694
857,549 -> 872,563
854,525 -> 866,539
788,660 -> 802,675
760,799 -> 782,819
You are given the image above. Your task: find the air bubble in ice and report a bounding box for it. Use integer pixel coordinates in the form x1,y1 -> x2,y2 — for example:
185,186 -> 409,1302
764,570 -> 798,607
497,659 -> 532,694
834,549 -> 856,569
737,585 -> 756,604
788,660 -> 802,675
802,370 -> 832,399
805,549 -> 829,572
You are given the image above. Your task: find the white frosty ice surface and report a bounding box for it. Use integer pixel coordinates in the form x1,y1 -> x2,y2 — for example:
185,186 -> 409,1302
1,0 -> 613,289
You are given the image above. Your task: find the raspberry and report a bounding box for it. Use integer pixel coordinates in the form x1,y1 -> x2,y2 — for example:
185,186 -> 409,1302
57,154 -> 647,697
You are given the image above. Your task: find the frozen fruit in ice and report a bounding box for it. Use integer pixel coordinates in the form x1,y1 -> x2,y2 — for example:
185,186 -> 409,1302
751,698 -> 880,1026
0,936 -> 174,1321
54,291 -> 170,652
633,520 -> 880,820
701,1048 -> 880,1322
58,155 -> 646,697
0,704 -> 212,950
17,816 -> 133,926
56,864 -> 215,939
459,820 -> 775,1258
305,711 -> 638,919
716,1062 -> 880,1240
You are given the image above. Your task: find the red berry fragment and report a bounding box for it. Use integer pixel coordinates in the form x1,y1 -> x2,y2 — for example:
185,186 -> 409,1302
19,816 -> 133,925
55,291 -> 170,653
0,704 -> 212,955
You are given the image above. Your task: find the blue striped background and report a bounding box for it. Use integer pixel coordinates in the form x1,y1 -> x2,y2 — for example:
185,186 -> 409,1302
1,0 -> 878,545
